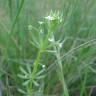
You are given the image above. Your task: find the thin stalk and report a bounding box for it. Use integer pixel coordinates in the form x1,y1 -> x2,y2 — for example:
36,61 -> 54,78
53,36 -> 69,96
8,0 -> 13,20
28,50 -> 42,96
11,0 -> 25,33
80,69 -> 88,96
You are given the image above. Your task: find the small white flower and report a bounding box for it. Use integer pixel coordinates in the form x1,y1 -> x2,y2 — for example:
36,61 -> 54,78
59,43 -> 63,48
60,18 -> 62,22
38,21 -> 44,25
45,16 -> 55,21
42,65 -> 45,68
48,37 -> 54,42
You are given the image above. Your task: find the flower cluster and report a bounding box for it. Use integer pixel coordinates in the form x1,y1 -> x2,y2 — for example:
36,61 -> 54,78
45,11 -> 62,23
44,11 -> 62,32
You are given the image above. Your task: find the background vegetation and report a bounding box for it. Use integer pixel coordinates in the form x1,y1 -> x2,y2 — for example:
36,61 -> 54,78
0,0 -> 96,96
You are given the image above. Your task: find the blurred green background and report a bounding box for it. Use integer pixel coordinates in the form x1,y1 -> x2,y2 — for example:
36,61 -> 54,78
0,0 -> 96,96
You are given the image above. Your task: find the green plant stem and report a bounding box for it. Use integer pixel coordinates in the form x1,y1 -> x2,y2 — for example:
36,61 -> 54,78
29,50 -> 42,96
28,24 -> 52,96
80,69 -> 88,96
53,44 -> 69,96
8,0 -> 12,20
11,0 -> 25,33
